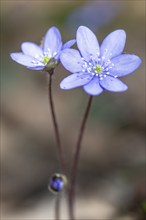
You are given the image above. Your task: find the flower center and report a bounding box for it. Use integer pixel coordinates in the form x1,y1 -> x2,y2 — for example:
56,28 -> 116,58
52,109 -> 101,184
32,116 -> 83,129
94,65 -> 103,74
43,56 -> 50,65
81,51 -> 115,80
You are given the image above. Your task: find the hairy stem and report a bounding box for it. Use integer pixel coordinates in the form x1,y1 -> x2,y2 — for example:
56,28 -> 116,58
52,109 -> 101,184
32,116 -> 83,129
69,96 -> 93,220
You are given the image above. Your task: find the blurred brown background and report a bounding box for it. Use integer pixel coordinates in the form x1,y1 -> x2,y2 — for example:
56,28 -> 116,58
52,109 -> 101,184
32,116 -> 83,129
1,0 -> 145,219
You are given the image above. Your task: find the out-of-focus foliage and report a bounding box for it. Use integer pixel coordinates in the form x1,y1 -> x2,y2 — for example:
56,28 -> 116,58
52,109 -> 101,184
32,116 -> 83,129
1,1 -> 145,219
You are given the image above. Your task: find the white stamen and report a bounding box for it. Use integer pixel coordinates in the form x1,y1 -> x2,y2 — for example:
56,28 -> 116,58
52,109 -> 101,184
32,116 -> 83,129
53,52 -> 57,56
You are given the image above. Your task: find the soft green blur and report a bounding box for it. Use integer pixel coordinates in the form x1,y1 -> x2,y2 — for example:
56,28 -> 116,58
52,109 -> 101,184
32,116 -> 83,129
1,1 -> 145,219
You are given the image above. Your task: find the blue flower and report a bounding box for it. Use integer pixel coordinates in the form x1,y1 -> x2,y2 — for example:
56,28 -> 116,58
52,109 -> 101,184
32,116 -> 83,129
10,26 -> 75,71
60,26 -> 142,95
66,1 -> 122,33
48,173 -> 68,194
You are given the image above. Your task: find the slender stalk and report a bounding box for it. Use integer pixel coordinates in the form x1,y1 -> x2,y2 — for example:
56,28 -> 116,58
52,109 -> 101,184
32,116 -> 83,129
69,96 -> 93,220
48,71 -> 66,174
48,70 -> 67,220
55,195 -> 60,220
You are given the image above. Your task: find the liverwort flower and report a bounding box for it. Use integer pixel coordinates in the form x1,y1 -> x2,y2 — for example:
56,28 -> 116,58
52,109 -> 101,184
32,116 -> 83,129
66,1 -> 122,33
10,26 -> 75,72
60,26 -> 142,95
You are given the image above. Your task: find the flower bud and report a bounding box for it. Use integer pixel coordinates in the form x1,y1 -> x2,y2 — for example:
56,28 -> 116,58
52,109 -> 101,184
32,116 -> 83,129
48,173 -> 68,194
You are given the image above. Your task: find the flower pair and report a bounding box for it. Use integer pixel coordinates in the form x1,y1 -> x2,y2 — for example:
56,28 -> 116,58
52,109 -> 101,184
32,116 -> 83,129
11,26 -> 142,95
